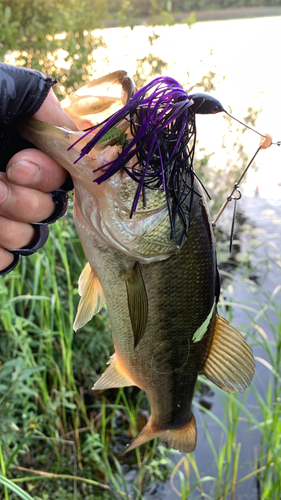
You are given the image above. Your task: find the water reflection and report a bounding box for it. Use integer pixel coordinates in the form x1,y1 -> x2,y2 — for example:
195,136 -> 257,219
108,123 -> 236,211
196,382 -> 215,412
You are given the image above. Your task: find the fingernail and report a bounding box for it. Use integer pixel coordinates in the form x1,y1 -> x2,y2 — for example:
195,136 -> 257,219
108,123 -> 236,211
0,179 -> 8,204
8,161 -> 41,185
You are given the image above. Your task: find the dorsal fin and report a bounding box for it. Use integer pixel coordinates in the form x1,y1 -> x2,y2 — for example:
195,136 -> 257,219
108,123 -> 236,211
125,262 -> 148,349
201,312 -> 255,393
73,262 -> 105,331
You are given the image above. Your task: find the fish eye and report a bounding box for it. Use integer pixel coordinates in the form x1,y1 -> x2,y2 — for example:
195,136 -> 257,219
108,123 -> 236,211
212,105 -> 220,114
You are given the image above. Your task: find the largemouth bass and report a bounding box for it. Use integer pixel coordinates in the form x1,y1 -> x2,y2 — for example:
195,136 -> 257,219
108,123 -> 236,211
20,71 -> 255,453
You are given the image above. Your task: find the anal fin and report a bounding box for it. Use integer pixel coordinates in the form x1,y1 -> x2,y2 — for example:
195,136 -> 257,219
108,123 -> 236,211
201,313 -> 255,393
93,354 -> 135,390
123,413 -> 197,454
73,262 -> 105,331
125,262 -> 148,349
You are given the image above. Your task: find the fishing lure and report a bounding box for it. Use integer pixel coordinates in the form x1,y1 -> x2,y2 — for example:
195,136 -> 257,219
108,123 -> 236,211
70,76 -> 280,248
176,92 -> 280,250
70,77 -> 197,241
210,129 -> 277,250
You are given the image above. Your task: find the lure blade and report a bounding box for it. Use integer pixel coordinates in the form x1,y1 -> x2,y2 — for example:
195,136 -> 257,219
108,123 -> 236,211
229,197 -> 237,253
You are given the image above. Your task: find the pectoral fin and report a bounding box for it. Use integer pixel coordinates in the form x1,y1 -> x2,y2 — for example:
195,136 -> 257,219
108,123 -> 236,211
201,313 -> 255,393
93,354 -> 136,390
125,263 -> 148,349
73,262 -> 105,331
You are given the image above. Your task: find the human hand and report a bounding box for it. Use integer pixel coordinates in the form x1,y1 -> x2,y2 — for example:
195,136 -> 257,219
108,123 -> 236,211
0,88 -> 76,274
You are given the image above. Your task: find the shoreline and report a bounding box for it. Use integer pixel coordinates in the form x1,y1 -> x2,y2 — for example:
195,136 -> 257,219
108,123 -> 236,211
104,6 -> 281,28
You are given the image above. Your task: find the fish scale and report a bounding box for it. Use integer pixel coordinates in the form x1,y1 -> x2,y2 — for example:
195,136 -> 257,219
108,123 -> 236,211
75,173 -> 215,438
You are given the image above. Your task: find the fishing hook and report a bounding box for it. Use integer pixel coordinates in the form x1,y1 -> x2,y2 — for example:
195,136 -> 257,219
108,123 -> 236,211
212,145 -> 263,255
212,130 -> 274,229
212,145 -> 261,228
212,131 -> 275,251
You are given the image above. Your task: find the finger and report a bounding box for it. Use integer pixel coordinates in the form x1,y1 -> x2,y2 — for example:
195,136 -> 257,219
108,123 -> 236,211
0,215 -> 35,250
0,247 -> 15,272
33,88 -> 78,130
6,149 -> 68,192
0,173 -> 55,223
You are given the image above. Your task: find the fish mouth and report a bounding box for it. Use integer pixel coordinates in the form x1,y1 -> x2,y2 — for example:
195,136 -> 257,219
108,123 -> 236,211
21,72 -> 202,246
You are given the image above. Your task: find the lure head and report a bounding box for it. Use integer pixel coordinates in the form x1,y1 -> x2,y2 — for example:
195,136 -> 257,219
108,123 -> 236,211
189,93 -> 224,115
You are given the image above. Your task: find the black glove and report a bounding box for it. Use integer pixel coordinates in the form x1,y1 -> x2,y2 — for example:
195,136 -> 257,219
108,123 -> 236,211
0,63 -> 73,276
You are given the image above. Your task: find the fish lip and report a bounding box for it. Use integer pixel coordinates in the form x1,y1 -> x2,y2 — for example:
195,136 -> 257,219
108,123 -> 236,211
21,118 -> 84,138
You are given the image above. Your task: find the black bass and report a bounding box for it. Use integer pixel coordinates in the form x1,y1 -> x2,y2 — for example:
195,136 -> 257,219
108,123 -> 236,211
20,71 -> 255,453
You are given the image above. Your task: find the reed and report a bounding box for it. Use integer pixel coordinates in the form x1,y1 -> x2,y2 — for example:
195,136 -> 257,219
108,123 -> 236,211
0,206 -> 280,500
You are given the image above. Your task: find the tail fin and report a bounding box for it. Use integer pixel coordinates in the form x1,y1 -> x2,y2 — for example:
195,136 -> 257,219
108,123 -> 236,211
123,413 -> 197,454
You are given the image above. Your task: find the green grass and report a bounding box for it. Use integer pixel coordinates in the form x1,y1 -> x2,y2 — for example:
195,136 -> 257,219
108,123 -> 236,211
0,203 -> 281,500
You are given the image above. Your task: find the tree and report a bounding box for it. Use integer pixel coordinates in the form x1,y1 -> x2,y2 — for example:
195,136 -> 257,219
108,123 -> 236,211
0,0 -> 108,98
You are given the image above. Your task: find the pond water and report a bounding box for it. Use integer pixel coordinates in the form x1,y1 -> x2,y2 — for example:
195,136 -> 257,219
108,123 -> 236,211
88,15 -> 281,499
90,14 -> 281,201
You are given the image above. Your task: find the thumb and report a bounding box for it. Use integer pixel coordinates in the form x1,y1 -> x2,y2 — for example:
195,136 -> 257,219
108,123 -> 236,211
32,88 -> 79,131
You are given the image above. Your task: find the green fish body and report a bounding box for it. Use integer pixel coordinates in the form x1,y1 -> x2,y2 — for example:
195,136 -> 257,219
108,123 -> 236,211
19,71 -> 255,453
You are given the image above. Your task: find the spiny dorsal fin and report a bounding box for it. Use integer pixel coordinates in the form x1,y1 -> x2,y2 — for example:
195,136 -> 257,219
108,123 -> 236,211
93,354 -> 135,390
123,413 -> 197,454
125,262 -> 148,349
201,313 -> 255,393
73,262 -> 105,331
